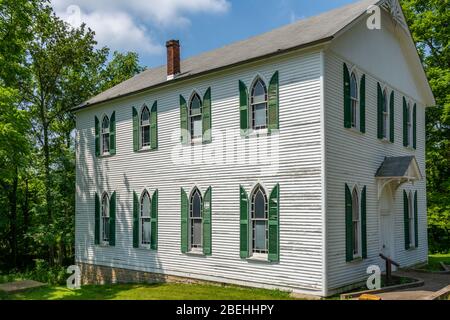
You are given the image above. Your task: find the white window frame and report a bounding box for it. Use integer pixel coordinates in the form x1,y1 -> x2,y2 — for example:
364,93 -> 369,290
250,185 -> 269,258
189,188 -> 203,252
250,77 -> 268,131
140,105 -> 151,150
350,72 -> 359,130
140,190 -> 152,248
101,115 -> 110,155
189,93 -> 203,143
101,192 -> 110,246
352,187 -> 362,259
382,89 -> 390,141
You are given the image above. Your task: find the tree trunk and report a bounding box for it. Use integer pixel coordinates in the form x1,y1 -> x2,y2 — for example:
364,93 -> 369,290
9,166 -> 18,269
22,178 -> 30,267
43,124 -> 54,265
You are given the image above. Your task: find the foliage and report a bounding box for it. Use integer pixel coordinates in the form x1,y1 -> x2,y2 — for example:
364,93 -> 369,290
0,282 -> 295,300
0,0 -> 144,271
401,0 -> 450,253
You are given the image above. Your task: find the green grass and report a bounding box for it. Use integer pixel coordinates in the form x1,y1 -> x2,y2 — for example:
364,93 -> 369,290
0,282 -> 296,300
420,253 -> 450,271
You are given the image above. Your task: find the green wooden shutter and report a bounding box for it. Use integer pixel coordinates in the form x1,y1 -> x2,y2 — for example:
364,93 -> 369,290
109,191 -> 116,246
132,107 -> 139,152
133,191 -> 139,248
109,112 -> 116,155
268,71 -> 279,131
203,187 -> 212,256
151,189 -> 158,250
95,193 -> 100,245
268,184 -> 280,262
239,185 -> 249,259
414,191 -> 418,247
239,81 -> 249,136
390,91 -> 395,143
95,116 -> 100,157
404,190 -> 410,250
180,188 -> 188,253
180,95 -> 188,145
403,97 -> 408,147
345,183 -> 353,262
413,103 -> 417,149
377,83 -> 383,139
361,186 -> 367,259
202,88 -> 212,143
150,102 -> 158,150
359,74 -> 366,133
343,63 -> 351,128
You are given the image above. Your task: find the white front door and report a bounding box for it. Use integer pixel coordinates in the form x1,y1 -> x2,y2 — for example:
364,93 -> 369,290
380,212 -> 392,258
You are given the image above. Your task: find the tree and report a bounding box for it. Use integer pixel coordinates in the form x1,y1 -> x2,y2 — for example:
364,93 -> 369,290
401,0 -> 450,253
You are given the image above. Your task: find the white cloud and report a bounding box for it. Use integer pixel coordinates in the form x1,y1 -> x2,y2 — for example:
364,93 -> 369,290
51,0 -> 231,56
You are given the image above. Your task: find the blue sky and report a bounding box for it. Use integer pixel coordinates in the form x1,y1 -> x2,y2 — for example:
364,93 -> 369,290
52,0 -> 359,68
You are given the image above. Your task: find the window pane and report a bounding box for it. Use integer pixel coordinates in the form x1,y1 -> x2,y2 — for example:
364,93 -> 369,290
352,191 -> 359,221
142,219 -> 151,244
350,74 -> 357,99
254,191 -> 266,219
254,220 -> 267,251
192,192 -> 201,217
103,217 -> 110,241
190,95 -> 201,115
192,117 -> 202,139
142,126 -> 150,146
102,133 -> 110,153
351,100 -> 357,127
192,219 -> 202,247
102,117 -> 109,130
252,81 -> 266,104
353,222 -> 359,254
253,103 -> 267,128
141,107 -> 149,123
141,193 -> 150,217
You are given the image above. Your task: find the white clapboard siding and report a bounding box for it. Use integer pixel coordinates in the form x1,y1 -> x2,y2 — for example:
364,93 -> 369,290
75,50 -> 325,294
324,51 -> 428,293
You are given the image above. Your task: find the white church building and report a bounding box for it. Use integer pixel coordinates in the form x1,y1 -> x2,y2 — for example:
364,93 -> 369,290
73,0 -> 434,296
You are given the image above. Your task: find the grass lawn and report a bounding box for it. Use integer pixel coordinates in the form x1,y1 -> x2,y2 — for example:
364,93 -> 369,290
420,253 -> 450,271
0,282 -> 296,300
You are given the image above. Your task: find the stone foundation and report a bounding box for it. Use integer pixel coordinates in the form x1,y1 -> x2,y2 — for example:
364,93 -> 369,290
78,262 -> 217,286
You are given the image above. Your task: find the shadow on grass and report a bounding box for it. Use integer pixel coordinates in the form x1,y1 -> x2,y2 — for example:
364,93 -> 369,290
2,282 -> 295,300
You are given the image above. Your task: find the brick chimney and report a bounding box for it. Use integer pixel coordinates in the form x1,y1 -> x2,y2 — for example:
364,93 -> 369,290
166,40 -> 180,80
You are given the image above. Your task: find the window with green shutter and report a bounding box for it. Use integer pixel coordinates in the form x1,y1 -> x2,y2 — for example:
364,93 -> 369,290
345,184 -> 353,262
239,185 -> 249,258
132,191 -> 139,248
268,184 -> 280,262
413,103 -> 417,149
343,63 -> 351,128
345,184 -> 367,262
95,117 -> 100,157
151,189 -> 158,250
203,187 -> 212,255
109,112 -> 116,155
403,190 -> 410,250
239,81 -> 249,136
414,191 -> 419,248
390,91 -> 395,143
202,88 -> 212,144
150,102 -> 158,150
268,71 -> 279,132
377,83 -> 383,139
180,95 -> 188,145
109,191 -> 116,246
359,74 -> 366,133
403,97 -> 408,147
95,193 -> 100,245
180,188 -> 189,253
132,107 -> 139,151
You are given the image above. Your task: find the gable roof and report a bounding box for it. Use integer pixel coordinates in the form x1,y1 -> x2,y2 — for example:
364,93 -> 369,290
74,0 -> 433,111
375,156 -> 422,179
